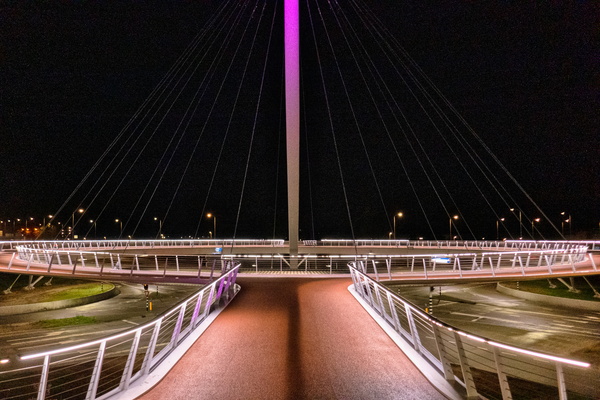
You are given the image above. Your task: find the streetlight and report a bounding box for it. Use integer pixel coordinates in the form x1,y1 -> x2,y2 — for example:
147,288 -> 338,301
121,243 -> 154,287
496,217 -> 505,240
89,220 -> 97,238
43,215 -> 53,227
392,212 -> 403,240
153,217 -> 163,238
449,215 -> 459,239
560,212 -> 572,237
72,208 -> 84,239
531,218 -> 541,239
206,213 -> 216,239
115,219 -> 123,237
510,208 -> 522,239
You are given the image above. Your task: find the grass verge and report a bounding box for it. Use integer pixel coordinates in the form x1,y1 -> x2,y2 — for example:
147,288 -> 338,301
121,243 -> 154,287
34,316 -> 98,328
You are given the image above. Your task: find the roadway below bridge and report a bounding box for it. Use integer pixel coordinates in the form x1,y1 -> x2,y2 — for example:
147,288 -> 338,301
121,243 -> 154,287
386,282 -> 600,370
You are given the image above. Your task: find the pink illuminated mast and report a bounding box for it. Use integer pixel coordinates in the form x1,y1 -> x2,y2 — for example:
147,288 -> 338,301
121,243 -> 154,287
285,0 -> 300,260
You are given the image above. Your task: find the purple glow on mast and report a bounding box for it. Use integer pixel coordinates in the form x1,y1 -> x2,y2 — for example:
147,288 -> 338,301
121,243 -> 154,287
285,0 -> 300,258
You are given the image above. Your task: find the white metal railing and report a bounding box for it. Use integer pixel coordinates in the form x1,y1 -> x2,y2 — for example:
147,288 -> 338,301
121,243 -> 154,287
0,239 -> 285,251
0,264 -> 240,400
5,242 -> 594,281
348,247 -> 594,281
3,239 -> 599,253
348,264 -> 596,399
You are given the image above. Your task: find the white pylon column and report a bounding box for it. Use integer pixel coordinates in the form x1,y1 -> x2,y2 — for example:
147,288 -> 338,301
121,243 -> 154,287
285,0 -> 300,267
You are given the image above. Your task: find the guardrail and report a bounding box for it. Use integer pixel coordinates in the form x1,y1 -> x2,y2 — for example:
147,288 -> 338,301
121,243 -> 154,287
0,264 -> 240,400
8,246 -> 239,283
7,243 -> 594,280
3,239 -> 599,252
0,239 -> 286,251
348,264 -> 596,399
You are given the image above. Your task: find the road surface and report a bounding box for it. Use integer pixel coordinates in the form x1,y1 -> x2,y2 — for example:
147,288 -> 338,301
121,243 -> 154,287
139,277 -> 446,399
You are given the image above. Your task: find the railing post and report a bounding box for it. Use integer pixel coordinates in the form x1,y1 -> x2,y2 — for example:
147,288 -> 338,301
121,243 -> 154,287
453,332 -> 478,399
203,284 -> 217,319
170,304 -> 187,349
7,252 -> 15,269
26,252 -> 34,271
141,319 -> 162,375
191,288 -> 207,328
556,362 -> 567,400
491,346 -> 513,400
37,354 -> 51,400
119,330 -> 141,391
405,305 -> 421,354
432,323 -> 455,382
386,291 -> 401,332
85,341 -> 106,400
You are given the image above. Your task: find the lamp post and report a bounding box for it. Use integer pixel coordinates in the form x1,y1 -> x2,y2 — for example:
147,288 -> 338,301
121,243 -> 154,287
393,212 -> 403,240
496,217 -> 505,240
115,219 -> 123,237
72,208 -> 84,239
89,220 -> 97,238
449,215 -> 459,239
153,217 -> 163,238
43,215 -> 53,227
510,208 -> 522,239
206,213 -> 216,239
560,212 -> 572,237
531,218 -> 541,239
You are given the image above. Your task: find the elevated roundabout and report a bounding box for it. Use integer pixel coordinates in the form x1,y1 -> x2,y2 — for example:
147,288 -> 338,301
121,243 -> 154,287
0,239 -> 598,399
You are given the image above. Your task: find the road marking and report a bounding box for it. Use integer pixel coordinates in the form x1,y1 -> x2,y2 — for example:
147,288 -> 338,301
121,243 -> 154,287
450,312 -> 520,324
551,323 -> 575,328
122,320 -> 139,326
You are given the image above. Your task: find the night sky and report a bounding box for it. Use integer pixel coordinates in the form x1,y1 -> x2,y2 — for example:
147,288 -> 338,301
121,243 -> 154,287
1,1 -> 598,240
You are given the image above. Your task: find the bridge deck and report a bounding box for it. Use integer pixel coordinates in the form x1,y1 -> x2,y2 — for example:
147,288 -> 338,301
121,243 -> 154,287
137,277 -> 446,400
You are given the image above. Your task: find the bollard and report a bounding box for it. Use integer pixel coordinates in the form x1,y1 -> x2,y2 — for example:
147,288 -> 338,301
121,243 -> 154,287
428,286 -> 434,314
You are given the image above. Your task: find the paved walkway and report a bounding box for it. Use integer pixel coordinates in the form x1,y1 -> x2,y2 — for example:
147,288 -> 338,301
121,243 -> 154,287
139,278 -> 445,399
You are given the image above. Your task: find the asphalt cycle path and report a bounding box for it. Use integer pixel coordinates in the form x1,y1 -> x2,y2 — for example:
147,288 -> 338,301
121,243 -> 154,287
140,277 -> 445,399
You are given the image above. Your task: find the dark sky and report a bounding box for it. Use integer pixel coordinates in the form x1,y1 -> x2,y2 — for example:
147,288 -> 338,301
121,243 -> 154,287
1,1 -> 598,240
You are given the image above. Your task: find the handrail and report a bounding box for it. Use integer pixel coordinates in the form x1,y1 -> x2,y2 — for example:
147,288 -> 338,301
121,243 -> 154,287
0,264 -> 240,400
2,239 -> 599,252
348,264 -> 596,399
4,242 -> 594,282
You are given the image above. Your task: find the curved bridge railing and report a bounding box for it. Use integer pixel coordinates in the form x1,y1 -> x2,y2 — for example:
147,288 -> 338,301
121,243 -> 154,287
0,264 -> 240,400
3,242 -> 594,280
6,246 -> 237,284
348,264 -> 596,399
350,246 -> 594,281
0,239 -> 286,251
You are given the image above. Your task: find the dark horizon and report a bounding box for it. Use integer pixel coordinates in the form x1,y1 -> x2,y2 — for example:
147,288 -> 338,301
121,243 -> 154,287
1,1 -> 598,241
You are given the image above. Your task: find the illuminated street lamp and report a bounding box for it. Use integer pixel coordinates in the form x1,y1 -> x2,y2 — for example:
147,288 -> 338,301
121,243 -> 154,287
496,217 -> 505,240
531,218 -> 541,239
560,212 -> 572,237
393,212 -> 403,240
510,208 -> 523,239
72,208 -> 84,239
43,215 -> 53,227
449,215 -> 459,239
153,217 -> 163,238
206,213 -> 216,239
115,219 -> 123,237
89,220 -> 97,238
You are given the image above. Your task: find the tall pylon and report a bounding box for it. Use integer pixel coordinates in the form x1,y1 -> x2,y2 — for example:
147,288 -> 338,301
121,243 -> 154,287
285,0 -> 300,268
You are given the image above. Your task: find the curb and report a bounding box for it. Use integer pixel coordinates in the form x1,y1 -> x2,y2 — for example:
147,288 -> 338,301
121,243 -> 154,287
496,283 -> 600,311
0,285 -> 118,316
